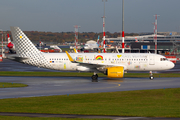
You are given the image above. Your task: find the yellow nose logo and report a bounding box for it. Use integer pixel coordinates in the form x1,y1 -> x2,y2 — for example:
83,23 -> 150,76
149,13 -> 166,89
117,55 -> 122,58
19,36 -> 22,38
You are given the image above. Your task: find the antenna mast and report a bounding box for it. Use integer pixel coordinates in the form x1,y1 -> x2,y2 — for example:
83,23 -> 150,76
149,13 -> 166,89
153,14 -> 160,54
74,25 -> 80,50
122,0 -> 125,53
102,0 -> 107,53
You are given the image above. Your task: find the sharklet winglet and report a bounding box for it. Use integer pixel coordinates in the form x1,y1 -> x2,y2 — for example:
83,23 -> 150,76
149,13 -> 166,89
65,51 -> 75,63
73,48 -> 78,53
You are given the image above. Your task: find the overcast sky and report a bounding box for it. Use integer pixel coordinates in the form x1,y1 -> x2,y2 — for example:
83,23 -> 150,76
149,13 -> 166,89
0,0 -> 180,33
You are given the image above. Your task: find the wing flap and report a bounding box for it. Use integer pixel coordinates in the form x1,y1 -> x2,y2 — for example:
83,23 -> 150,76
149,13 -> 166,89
76,62 -> 126,68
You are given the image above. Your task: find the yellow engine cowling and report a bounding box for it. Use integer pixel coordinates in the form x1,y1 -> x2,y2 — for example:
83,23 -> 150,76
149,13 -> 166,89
106,66 -> 124,78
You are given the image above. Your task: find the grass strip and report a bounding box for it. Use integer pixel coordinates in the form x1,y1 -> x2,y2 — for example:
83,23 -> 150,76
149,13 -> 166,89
0,82 -> 28,88
0,116 -> 109,120
0,71 -> 180,78
0,88 -> 180,117
0,71 -> 99,77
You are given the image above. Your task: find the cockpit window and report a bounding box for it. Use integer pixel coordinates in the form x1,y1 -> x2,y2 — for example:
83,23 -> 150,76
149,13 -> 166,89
160,58 -> 168,61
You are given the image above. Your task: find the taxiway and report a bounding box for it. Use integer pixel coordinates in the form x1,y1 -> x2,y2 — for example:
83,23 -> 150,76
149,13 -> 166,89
0,76 -> 180,99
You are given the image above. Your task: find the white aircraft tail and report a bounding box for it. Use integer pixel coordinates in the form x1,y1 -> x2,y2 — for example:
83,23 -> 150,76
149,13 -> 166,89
97,35 -> 100,45
10,26 -> 50,68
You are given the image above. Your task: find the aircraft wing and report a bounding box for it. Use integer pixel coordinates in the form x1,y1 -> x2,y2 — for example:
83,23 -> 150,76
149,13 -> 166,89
65,51 -> 126,69
75,61 -> 126,69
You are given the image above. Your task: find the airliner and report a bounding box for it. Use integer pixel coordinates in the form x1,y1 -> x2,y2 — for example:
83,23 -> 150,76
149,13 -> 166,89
83,36 -> 100,52
9,27 -> 175,82
83,41 -> 99,51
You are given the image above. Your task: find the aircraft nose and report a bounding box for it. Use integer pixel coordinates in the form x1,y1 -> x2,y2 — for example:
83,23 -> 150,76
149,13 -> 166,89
169,61 -> 175,69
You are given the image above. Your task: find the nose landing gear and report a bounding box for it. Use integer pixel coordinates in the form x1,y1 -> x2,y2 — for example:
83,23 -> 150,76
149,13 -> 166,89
149,71 -> 154,80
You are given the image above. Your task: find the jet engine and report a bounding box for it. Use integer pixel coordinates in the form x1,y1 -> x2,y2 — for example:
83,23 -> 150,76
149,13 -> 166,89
105,66 -> 124,78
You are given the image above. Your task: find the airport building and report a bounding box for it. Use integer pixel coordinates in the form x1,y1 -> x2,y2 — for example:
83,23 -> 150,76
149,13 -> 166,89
105,34 -> 180,55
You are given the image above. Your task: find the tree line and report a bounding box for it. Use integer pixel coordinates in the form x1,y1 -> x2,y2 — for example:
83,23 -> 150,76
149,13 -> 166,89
6,31 -> 139,44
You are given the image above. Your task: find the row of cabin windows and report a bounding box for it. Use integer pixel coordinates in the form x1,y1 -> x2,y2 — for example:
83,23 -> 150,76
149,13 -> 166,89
83,58 -> 148,61
50,58 -> 68,61
50,58 -> 168,62
50,58 -> 148,61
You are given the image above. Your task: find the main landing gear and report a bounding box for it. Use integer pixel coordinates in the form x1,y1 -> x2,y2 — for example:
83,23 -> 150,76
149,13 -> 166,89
91,72 -> 98,82
149,71 -> 154,80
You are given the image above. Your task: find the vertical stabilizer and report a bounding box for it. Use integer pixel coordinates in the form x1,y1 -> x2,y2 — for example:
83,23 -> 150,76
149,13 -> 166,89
10,26 -> 50,68
10,27 -> 40,56
7,33 -> 14,49
7,33 -> 11,43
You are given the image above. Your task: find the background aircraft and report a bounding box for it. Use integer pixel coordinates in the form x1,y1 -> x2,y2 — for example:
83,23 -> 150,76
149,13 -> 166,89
7,33 -> 16,53
82,35 -> 100,52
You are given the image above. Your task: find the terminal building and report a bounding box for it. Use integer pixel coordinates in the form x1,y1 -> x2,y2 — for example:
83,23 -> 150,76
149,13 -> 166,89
105,34 -> 180,55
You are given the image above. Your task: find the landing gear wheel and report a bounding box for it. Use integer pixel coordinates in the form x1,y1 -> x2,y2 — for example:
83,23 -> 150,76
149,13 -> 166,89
149,76 -> 154,80
149,71 -> 154,80
91,74 -> 98,82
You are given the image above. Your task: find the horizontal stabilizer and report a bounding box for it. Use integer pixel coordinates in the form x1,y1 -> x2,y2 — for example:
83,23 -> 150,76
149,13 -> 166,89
7,55 -> 29,62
